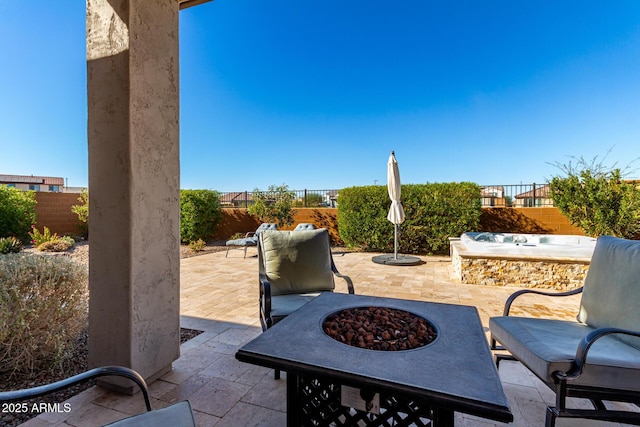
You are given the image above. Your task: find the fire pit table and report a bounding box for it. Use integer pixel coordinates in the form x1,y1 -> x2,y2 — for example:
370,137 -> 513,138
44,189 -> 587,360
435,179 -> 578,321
235,293 -> 512,427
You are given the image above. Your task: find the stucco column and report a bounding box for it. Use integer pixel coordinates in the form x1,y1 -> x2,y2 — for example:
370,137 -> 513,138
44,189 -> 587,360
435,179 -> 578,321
86,0 -> 180,388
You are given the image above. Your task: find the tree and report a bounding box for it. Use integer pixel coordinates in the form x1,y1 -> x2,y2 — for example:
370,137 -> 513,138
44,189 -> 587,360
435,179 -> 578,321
0,185 -> 37,240
549,154 -> 640,238
248,184 -> 296,228
293,192 -> 324,207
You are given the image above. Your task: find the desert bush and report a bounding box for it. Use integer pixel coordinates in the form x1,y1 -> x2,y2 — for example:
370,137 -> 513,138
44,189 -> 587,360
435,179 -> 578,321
0,237 -> 23,254
188,238 -> 206,252
28,225 -> 60,246
28,227 -> 75,252
0,185 -> 37,241
180,190 -> 222,243
0,253 -> 88,377
37,236 -> 75,252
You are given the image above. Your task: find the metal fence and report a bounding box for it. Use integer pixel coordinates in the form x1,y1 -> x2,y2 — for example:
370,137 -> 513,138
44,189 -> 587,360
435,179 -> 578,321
480,183 -> 553,207
220,183 -> 554,209
220,189 -> 339,208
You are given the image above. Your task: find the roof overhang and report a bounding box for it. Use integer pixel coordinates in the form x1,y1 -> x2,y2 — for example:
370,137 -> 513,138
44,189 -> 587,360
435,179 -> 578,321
179,0 -> 212,10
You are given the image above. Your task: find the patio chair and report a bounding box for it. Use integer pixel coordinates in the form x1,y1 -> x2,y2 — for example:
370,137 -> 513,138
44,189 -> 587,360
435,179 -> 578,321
258,228 -> 354,378
0,366 -> 196,426
489,235 -> 640,427
225,223 -> 277,258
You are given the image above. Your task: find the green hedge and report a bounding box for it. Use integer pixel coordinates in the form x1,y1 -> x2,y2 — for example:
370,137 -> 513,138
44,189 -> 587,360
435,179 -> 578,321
0,185 -> 37,241
180,189 -> 222,243
338,183 -> 481,254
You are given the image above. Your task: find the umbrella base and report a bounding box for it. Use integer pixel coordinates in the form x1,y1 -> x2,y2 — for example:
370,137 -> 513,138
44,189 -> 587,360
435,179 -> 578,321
372,254 -> 423,266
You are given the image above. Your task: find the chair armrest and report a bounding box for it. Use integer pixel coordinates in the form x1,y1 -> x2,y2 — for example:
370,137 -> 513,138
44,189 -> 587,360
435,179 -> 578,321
331,261 -> 354,294
259,273 -> 273,328
245,231 -> 256,238
502,287 -> 583,316
555,327 -> 640,381
0,366 -> 151,411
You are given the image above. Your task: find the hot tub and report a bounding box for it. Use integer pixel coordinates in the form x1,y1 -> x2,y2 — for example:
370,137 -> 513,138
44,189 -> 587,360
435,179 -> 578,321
450,232 -> 596,290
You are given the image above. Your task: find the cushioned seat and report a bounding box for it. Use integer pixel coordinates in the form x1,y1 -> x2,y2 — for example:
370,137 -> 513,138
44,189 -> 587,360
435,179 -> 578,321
106,400 -> 195,426
269,292 -> 322,324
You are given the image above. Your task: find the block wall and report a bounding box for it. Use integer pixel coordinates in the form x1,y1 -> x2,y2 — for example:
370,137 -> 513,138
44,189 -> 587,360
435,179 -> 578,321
480,207 -> 583,235
32,194 -> 587,243
215,208 -> 343,245
34,192 -> 83,236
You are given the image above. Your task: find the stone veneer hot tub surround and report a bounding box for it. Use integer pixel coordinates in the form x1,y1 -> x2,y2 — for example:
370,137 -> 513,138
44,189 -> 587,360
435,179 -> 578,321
450,232 -> 596,290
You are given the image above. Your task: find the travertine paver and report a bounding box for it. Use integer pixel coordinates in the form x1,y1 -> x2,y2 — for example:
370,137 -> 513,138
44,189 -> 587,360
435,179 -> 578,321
23,250 -> 632,426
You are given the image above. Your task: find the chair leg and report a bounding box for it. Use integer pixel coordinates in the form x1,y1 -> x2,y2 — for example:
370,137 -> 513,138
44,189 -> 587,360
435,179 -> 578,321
225,247 -> 230,257
494,352 -> 516,369
545,406 -> 557,427
243,247 -> 247,258
274,369 -> 280,380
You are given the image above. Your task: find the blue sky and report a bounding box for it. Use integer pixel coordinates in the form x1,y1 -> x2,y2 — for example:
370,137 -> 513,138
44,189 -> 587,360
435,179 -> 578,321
1,1 -> 639,191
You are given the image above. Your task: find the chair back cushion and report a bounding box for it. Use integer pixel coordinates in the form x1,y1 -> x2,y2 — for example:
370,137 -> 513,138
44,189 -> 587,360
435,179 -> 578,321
260,229 -> 335,295
293,223 -> 315,231
255,223 -> 277,235
578,235 -> 640,349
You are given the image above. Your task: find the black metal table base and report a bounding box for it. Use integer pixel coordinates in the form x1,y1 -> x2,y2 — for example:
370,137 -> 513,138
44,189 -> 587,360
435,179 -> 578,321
287,373 -> 454,427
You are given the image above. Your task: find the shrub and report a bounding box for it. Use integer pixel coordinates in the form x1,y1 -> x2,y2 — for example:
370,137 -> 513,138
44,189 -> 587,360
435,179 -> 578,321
403,182 -> 482,254
248,184 -> 296,228
0,253 -> 88,376
337,185 -> 391,251
0,237 -> 23,254
71,189 -> 89,239
188,238 -> 206,252
28,225 -> 60,246
0,185 -> 37,241
38,236 -> 75,252
338,183 -> 482,255
180,189 -> 222,243
549,154 -> 640,238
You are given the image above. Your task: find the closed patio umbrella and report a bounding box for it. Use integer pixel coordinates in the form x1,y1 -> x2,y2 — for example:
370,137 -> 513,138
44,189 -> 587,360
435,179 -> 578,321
387,151 -> 404,259
372,151 -> 421,265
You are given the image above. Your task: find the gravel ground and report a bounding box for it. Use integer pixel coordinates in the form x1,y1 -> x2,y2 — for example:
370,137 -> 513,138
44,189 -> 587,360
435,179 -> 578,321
1,241 -> 220,427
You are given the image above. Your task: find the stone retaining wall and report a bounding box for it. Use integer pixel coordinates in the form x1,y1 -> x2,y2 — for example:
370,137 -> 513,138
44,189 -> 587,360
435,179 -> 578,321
450,240 -> 589,290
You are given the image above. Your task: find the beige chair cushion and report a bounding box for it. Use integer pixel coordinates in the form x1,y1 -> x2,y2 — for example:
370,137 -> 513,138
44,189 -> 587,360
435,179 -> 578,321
578,235 -> 640,349
260,229 -> 334,295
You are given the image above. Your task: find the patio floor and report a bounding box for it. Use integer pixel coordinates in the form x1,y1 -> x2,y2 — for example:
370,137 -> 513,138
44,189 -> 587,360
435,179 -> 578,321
22,248 -> 635,426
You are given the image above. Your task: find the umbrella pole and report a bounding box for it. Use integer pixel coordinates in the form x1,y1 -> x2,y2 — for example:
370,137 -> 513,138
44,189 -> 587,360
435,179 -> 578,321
394,224 -> 398,260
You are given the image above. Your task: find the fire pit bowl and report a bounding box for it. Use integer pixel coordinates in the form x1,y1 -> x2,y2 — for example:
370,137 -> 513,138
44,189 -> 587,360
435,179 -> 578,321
323,306 -> 438,351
